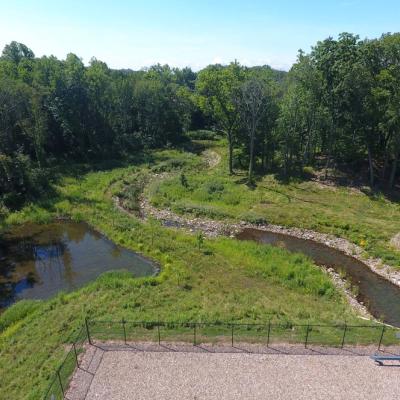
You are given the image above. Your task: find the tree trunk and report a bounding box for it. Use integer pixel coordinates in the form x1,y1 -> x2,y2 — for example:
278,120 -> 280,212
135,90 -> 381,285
283,129 -> 288,178
381,131 -> 393,181
261,140 -> 266,171
324,128 -> 333,180
367,144 -> 374,187
302,132 -> 311,168
228,132 -> 234,175
325,101 -> 335,180
248,127 -> 255,182
381,149 -> 389,182
389,150 -> 399,188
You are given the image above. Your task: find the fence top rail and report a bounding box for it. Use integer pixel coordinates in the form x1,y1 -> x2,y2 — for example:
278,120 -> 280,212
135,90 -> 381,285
87,319 -> 389,329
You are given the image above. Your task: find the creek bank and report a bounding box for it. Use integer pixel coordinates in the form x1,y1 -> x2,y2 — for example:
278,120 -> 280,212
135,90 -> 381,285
113,152 -> 399,324
114,191 -> 375,321
137,185 -> 400,290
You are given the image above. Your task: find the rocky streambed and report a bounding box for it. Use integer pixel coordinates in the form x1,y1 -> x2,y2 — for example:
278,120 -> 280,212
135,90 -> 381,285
113,157 -> 400,325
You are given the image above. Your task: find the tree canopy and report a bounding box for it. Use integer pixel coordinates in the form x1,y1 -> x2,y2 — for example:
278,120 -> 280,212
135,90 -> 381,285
1,33 -> 399,210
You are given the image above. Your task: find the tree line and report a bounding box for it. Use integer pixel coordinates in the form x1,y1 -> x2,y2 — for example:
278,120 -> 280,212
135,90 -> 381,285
197,33 -> 400,188
0,33 -> 399,210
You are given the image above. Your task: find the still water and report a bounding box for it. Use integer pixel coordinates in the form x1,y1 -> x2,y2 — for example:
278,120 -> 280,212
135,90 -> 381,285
236,228 -> 400,327
0,222 -> 157,308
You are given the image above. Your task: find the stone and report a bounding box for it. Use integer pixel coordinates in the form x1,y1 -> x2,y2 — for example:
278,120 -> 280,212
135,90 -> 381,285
390,233 -> 400,250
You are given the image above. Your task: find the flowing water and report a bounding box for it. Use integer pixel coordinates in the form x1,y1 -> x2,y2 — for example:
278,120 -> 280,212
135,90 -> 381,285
236,228 -> 400,327
0,221 -> 157,308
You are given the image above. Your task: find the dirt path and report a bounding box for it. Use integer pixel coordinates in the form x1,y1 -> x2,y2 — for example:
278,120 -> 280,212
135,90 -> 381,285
202,149 -> 221,168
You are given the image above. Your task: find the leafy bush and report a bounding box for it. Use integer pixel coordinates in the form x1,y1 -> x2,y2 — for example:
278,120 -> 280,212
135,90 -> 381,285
222,191 -> 241,205
173,203 -> 231,219
203,180 -> 225,195
185,130 -> 220,141
180,172 -> 189,188
0,152 -> 52,209
240,212 -> 268,225
118,172 -> 148,211
302,166 -> 316,177
151,158 -> 188,173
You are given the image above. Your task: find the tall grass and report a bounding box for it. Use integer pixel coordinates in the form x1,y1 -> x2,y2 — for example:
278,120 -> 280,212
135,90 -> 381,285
149,141 -> 400,267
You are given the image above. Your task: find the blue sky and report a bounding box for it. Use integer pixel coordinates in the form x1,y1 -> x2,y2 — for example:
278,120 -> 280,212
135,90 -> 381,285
0,0 -> 399,71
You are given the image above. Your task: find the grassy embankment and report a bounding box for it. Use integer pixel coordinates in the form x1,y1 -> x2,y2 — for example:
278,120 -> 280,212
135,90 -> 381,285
0,143 -> 393,399
149,140 -> 400,268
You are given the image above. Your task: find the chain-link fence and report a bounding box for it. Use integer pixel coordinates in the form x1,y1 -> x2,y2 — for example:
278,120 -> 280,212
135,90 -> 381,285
43,326 -> 87,400
43,319 -> 400,399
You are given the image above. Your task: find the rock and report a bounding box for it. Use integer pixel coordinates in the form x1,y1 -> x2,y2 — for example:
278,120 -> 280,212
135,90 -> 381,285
390,233 -> 400,250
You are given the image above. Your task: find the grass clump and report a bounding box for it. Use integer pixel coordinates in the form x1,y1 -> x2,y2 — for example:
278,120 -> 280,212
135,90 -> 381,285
0,300 -> 41,333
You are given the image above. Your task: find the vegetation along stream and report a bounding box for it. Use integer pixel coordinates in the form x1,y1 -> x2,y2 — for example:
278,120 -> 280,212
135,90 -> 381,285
236,228 -> 400,327
0,221 -> 157,309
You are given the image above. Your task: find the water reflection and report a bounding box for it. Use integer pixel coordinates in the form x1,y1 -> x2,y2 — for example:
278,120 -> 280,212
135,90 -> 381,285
0,222 -> 157,308
236,228 -> 400,327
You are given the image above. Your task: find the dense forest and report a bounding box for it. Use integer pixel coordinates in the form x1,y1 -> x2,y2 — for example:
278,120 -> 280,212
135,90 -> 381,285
1,33 -> 399,211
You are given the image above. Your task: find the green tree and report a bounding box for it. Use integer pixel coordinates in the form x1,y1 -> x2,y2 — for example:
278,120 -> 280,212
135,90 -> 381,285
196,62 -> 245,174
1,41 -> 34,64
236,77 -> 268,181
375,34 -> 400,187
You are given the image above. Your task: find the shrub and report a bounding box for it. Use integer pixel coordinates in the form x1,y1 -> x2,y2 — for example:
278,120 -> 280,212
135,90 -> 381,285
0,152 -> 52,209
118,172 -> 148,211
185,130 -> 219,141
203,180 -> 224,195
222,192 -> 241,205
180,172 -> 189,188
173,203 -> 231,219
302,166 -> 316,177
240,212 -> 268,225
151,158 -> 188,173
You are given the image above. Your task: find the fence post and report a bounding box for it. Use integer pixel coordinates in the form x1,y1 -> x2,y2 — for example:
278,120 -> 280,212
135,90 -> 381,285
73,343 -> 79,368
193,323 -> 197,346
231,324 -> 234,347
378,325 -> 386,351
266,321 -> 271,347
304,325 -> 310,348
57,369 -> 64,397
85,317 -> 92,345
122,319 -> 127,344
341,324 -> 347,349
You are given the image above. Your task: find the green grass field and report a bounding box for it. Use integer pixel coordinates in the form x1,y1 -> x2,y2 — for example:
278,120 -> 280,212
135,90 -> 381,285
0,142 -> 398,399
149,141 -> 400,268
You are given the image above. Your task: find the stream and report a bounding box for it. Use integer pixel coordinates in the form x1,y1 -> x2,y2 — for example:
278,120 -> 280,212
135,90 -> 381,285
236,228 -> 400,326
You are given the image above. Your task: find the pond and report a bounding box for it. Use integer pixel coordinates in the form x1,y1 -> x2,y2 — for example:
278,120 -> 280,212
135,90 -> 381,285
0,222 -> 157,309
236,228 -> 400,327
